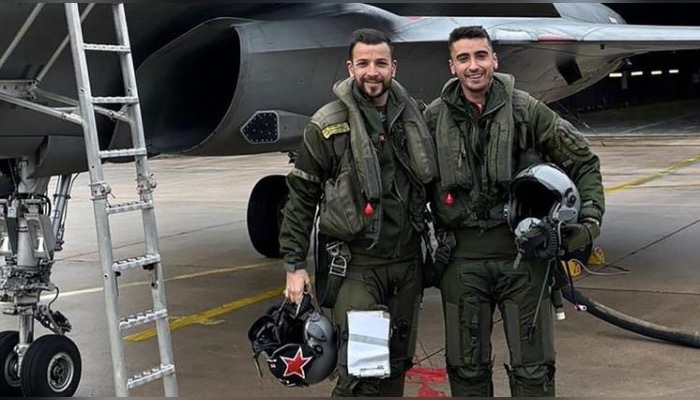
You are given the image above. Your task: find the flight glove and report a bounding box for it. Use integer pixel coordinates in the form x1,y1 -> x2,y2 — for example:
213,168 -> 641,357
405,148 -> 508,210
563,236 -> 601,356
561,218 -> 601,253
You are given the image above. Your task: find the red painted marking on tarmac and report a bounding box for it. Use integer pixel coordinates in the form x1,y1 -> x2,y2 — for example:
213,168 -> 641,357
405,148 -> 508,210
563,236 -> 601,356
406,367 -> 447,397
418,383 -> 447,398
407,367 -> 446,383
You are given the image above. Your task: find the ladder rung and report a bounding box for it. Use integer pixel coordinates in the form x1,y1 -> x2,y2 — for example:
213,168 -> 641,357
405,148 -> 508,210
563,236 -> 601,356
53,107 -> 78,113
107,200 -> 153,215
91,96 -> 139,105
127,364 -> 176,390
119,309 -> 168,332
99,148 -> 147,159
83,43 -> 131,53
113,254 -> 160,274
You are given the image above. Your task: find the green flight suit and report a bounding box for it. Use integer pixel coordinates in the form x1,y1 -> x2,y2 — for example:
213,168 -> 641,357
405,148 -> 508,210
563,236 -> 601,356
424,73 -> 605,397
279,77 -> 437,396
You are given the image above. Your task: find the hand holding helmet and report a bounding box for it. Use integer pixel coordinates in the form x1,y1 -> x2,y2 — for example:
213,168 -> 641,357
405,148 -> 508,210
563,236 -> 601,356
561,218 -> 601,253
506,163 -> 582,260
285,269 -> 311,305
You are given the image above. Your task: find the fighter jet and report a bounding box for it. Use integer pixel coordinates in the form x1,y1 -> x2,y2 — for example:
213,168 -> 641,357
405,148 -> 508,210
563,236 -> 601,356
0,3 -> 699,397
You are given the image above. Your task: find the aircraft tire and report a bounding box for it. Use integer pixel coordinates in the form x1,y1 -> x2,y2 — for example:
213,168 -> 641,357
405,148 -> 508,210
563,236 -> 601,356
0,331 -> 21,396
0,175 -> 13,199
20,334 -> 81,397
247,175 -> 289,258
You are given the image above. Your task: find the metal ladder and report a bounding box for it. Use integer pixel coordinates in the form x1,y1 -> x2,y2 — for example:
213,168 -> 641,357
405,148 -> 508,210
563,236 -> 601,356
64,3 -> 178,397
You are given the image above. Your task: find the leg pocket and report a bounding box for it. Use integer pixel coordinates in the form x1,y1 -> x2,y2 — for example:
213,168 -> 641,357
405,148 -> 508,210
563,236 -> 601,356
445,294 -> 493,367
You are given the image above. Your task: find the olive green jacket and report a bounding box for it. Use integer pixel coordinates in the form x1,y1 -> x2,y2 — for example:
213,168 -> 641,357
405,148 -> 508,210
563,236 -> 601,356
280,78 -> 438,269
425,73 -> 605,257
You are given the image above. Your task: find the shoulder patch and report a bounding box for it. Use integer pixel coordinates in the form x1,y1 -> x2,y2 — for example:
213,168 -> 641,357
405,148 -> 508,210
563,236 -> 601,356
322,122 -> 351,139
311,100 -> 350,139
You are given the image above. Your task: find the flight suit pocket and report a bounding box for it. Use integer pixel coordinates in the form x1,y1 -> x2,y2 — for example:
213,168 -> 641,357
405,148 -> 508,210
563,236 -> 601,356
319,155 -> 367,241
446,294 -> 492,367
431,186 -> 472,229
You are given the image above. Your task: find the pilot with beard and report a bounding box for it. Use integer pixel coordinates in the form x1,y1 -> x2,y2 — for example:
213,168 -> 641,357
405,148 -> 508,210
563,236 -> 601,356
423,26 -> 605,397
279,28 -> 438,396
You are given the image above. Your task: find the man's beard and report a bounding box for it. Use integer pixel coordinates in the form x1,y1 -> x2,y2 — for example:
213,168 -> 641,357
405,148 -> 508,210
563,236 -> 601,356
358,78 -> 392,99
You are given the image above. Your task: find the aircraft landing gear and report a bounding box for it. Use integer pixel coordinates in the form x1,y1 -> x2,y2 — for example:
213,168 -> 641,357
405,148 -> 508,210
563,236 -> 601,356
19,334 -> 81,397
0,330 -> 82,398
246,175 -> 289,258
0,158 -> 79,397
0,331 -> 21,396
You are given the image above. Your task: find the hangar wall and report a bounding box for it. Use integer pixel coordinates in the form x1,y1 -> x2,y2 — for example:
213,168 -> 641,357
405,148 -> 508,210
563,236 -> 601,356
558,4 -> 700,114
557,50 -> 700,114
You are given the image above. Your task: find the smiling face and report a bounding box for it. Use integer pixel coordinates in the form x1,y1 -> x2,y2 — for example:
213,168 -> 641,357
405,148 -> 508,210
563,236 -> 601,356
347,42 -> 397,107
449,37 -> 499,104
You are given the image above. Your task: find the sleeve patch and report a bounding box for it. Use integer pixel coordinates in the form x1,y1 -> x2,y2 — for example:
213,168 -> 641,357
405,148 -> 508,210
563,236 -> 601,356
290,167 -> 321,184
322,122 -> 351,139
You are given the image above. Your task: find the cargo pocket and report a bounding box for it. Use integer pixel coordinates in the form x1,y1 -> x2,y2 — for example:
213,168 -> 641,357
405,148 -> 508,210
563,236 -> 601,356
431,186 -> 472,229
319,154 -> 367,241
445,293 -> 492,367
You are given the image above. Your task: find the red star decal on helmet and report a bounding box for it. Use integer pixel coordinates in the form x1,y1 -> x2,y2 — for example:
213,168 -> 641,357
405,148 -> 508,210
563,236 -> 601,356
281,347 -> 312,379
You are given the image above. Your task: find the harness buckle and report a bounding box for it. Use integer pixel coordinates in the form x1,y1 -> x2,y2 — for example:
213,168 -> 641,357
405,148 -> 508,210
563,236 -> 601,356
329,256 -> 347,278
326,241 -> 348,278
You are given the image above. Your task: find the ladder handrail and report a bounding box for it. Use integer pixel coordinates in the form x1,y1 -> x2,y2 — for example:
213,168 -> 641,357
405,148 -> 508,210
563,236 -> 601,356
63,3 -> 178,397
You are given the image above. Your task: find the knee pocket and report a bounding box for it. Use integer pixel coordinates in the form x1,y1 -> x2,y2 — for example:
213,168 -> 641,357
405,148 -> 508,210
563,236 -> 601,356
447,365 -> 494,397
506,363 -> 556,397
509,363 -> 555,381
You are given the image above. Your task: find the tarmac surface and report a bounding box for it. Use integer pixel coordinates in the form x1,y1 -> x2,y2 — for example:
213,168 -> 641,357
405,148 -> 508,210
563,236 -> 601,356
1,100 -> 700,397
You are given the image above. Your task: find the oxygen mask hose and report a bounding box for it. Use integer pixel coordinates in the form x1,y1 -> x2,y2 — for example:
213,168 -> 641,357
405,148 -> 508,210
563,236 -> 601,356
539,220 -> 560,260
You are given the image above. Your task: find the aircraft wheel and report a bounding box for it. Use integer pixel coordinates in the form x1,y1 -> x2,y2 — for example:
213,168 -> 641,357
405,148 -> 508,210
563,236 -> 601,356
0,331 -> 22,396
0,175 -> 14,199
20,335 -> 81,397
247,175 -> 289,258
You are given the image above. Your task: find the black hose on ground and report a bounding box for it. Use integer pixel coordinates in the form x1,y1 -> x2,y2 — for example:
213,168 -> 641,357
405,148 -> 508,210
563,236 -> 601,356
561,288 -> 700,348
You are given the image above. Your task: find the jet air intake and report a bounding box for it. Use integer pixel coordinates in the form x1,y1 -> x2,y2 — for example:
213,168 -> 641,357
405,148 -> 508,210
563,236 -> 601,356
112,16 -> 363,156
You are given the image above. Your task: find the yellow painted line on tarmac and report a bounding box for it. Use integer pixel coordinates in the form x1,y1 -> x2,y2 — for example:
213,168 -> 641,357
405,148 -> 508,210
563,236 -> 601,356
124,286 -> 284,342
125,277 -> 317,343
46,261 -> 277,300
605,153 -> 700,194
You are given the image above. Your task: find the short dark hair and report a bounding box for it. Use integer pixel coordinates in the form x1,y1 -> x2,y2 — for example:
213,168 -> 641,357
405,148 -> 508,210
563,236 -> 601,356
448,26 -> 493,50
348,28 -> 394,60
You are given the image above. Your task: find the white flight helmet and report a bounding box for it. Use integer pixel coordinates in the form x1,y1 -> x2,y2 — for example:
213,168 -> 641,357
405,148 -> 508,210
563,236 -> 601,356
505,163 -> 580,233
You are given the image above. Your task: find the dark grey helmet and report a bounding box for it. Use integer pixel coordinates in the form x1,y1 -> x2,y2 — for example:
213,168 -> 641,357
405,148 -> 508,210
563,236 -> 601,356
248,295 -> 337,387
505,163 -> 581,231
302,310 -> 337,383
